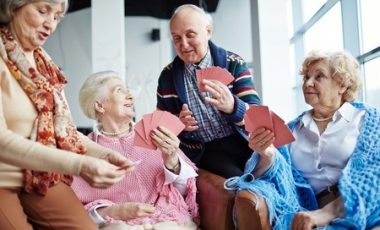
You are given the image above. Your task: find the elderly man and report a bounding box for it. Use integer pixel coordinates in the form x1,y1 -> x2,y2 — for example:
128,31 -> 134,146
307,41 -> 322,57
156,4 -> 261,178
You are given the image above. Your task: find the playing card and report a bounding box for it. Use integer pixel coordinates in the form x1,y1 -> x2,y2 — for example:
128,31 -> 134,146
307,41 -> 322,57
133,110 -> 185,150
244,105 -> 273,132
196,66 -> 234,92
271,111 -> 295,147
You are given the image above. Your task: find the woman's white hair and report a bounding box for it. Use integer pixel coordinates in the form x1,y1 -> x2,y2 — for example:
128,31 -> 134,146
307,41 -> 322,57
79,71 -> 121,120
0,0 -> 69,24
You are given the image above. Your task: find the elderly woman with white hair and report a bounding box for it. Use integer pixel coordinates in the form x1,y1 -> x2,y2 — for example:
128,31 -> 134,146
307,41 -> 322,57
71,71 -> 199,230
226,50 -> 380,229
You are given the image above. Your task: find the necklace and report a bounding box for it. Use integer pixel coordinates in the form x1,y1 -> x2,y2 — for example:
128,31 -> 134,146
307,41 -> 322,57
312,115 -> 333,122
101,123 -> 132,136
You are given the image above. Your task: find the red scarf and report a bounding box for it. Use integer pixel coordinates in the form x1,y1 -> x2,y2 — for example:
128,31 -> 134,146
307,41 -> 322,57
0,26 -> 86,195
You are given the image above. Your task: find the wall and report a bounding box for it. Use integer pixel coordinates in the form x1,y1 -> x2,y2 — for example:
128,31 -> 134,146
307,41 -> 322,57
251,0 -> 295,121
43,9 -> 92,127
212,0 -> 253,63
43,0 -> 255,127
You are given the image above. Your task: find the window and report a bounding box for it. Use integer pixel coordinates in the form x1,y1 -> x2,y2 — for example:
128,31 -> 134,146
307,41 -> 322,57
363,58 -> 380,108
290,0 -> 380,110
359,0 -> 380,53
304,2 -> 343,53
302,0 -> 328,23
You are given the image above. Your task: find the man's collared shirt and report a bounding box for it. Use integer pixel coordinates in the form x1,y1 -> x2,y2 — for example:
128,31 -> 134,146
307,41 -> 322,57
183,50 -> 234,142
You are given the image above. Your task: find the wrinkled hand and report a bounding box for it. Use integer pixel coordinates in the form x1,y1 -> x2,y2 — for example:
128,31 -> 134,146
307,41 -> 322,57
203,79 -> 235,114
98,203 -> 155,221
291,209 -> 334,230
101,151 -> 133,172
292,197 -> 343,230
179,104 -> 198,131
248,128 -> 275,154
151,126 -> 180,168
248,128 -> 276,177
79,155 -> 134,188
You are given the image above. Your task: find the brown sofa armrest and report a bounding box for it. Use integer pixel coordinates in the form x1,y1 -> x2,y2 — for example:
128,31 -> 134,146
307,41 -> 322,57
196,168 -> 235,230
235,190 -> 271,230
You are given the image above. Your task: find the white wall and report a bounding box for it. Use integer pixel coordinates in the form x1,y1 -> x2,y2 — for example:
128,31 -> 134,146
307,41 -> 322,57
212,0 -> 253,63
44,9 -> 92,127
251,0 -> 295,121
124,17 -> 172,122
44,10 -> 170,127
43,0 -> 266,127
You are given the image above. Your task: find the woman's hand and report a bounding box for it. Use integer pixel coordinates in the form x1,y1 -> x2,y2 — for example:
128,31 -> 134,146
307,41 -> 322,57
151,126 -> 180,171
179,104 -> 199,131
291,197 -> 344,230
79,155 -> 135,188
291,210 -> 334,230
203,79 -> 235,114
100,151 -> 135,172
248,128 -> 276,177
248,128 -> 275,154
98,203 -> 155,221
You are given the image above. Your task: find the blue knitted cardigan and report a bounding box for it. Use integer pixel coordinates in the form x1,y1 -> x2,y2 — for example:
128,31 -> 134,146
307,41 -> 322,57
225,102 -> 380,229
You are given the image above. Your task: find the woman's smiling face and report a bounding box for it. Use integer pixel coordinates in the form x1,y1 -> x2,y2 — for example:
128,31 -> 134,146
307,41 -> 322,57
100,78 -> 135,123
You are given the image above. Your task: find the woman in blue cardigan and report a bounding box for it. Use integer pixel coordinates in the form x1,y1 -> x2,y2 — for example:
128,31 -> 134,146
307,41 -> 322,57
226,50 -> 380,229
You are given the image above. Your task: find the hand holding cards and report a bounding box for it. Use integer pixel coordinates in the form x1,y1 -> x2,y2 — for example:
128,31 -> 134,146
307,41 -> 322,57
244,105 -> 295,147
134,110 -> 185,150
196,66 -> 234,92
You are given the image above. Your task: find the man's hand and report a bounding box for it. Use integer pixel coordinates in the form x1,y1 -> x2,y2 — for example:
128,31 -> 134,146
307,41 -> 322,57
203,79 -> 234,114
179,104 -> 199,131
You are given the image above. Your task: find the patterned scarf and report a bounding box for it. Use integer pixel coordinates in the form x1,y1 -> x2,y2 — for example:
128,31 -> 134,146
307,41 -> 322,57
0,26 -> 86,195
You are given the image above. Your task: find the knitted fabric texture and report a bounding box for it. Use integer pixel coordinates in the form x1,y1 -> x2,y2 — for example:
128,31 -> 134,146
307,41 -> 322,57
225,102 -> 380,229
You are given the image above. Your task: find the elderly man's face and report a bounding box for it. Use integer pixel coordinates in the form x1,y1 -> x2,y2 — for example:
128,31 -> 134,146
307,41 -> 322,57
170,9 -> 211,64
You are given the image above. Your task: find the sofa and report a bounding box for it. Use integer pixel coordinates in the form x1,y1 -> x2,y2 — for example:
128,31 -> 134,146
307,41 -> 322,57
196,169 -> 270,230
196,168 -> 235,230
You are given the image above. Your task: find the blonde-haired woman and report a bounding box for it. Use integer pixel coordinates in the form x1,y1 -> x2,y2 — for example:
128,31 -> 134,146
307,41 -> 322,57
227,50 -> 380,229
72,71 -> 199,230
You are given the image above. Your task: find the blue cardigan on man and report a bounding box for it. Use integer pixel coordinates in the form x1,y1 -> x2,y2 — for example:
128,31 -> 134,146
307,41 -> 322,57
156,41 -> 261,157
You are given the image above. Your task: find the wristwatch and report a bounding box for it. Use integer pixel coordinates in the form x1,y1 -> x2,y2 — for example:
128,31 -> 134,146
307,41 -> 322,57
88,203 -> 111,226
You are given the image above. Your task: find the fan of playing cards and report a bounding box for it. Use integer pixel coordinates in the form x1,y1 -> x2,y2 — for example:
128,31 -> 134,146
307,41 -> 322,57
133,110 -> 185,150
196,66 -> 234,92
244,105 -> 295,147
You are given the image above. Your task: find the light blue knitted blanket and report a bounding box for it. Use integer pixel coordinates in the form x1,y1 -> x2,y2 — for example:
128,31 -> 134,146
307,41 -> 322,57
225,102 -> 380,229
